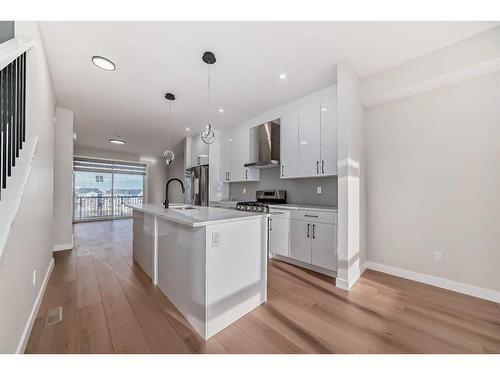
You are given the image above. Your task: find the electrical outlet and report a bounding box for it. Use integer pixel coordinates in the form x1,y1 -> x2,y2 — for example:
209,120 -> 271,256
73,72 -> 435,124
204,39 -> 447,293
33,270 -> 37,286
316,186 -> 322,194
243,188 -> 246,194
434,251 -> 443,263
212,232 -> 221,247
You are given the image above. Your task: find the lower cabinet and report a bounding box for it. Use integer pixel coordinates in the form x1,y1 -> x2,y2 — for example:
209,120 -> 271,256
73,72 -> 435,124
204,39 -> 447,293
269,215 -> 289,257
269,208 -> 337,273
311,222 -> 337,271
289,219 -> 312,263
289,219 -> 337,271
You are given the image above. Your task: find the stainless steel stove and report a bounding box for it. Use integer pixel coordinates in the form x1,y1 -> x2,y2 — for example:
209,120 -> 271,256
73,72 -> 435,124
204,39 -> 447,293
236,190 -> 286,213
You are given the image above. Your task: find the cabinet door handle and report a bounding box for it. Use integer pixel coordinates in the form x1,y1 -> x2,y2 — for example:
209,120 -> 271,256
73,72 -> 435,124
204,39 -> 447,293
316,161 -> 319,174
312,224 -> 316,239
269,218 -> 272,230
281,165 -> 284,177
304,214 -> 318,218
307,223 -> 310,238
245,169 -> 248,180
321,160 -> 324,174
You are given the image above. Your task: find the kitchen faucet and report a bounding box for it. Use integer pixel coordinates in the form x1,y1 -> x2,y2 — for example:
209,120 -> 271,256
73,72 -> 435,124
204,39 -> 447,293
164,178 -> 185,209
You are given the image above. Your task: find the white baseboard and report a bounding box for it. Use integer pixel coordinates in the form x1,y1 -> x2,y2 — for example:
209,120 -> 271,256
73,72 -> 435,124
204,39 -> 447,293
53,236 -> 73,252
16,257 -> 54,353
365,261 -> 500,304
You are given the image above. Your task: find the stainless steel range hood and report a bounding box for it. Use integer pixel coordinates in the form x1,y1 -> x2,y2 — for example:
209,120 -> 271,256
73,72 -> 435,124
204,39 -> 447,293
244,120 -> 280,168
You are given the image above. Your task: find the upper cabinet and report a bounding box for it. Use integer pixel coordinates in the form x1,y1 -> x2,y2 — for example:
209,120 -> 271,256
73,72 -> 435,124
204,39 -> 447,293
220,128 -> 260,183
280,111 -> 300,179
319,93 -> 337,176
281,90 -> 337,179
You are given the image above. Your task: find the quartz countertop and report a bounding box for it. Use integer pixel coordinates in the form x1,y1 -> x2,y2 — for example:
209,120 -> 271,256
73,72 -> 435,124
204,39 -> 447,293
127,203 -> 267,227
268,204 -> 338,212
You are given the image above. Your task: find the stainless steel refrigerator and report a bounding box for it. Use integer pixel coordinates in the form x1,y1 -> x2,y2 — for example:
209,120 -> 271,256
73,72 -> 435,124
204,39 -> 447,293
184,165 -> 209,206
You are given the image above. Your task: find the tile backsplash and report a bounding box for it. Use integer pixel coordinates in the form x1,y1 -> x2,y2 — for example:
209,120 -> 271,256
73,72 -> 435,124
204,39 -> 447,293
229,167 -> 337,206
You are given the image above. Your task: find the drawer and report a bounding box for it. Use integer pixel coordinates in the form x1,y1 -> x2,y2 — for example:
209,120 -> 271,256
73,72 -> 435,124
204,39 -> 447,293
269,208 -> 291,218
289,209 -> 337,224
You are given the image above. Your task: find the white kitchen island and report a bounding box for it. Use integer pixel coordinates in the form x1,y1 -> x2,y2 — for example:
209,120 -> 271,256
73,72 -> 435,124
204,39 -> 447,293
127,203 -> 269,340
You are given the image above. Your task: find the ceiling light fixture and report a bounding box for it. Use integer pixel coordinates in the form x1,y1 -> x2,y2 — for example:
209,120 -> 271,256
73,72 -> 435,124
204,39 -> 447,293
201,51 -> 216,145
279,73 -> 287,79
185,127 -> 191,131
92,56 -> 116,71
218,108 -> 224,113
164,93 -> 176,165
109,138 -> 125,145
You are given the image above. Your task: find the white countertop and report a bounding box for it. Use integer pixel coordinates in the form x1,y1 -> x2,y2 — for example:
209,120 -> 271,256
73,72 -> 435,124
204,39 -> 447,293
127,203 -> 267,227
268,204 -> 338,212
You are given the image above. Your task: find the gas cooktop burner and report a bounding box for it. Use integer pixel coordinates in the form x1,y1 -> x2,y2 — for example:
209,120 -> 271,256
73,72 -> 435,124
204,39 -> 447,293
235,190 -> 287,213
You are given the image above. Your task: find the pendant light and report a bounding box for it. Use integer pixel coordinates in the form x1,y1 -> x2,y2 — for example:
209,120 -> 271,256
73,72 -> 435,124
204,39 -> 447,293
164,93 -> 176,165
201,51 -> 216,145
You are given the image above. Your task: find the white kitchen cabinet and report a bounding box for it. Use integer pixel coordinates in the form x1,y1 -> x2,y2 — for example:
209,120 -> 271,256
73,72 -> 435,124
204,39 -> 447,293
280,111 -> 300,179
311,222 -> 337,271
319,94 -> 337,176
280,91 -> 337,179
289,219 -> 312,263
279,208 -> 337,273
219,128 -> 260,182
219,131 -> 232,182
298,102 -> 321,177
269,210 -> 290,257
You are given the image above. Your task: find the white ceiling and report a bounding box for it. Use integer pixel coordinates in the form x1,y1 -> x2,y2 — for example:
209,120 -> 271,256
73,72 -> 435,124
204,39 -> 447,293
39,21 -> 498,156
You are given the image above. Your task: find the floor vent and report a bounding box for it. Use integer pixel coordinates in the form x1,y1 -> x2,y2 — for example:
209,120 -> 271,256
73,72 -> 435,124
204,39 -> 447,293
44,306 -> 63,327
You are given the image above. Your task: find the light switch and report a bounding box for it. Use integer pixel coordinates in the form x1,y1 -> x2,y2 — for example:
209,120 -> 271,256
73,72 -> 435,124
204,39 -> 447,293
316,186 -> 322,194
212,232 -> 221,247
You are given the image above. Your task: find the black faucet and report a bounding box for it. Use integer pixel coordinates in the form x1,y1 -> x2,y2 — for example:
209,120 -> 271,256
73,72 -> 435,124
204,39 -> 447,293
164,178 -> 185,209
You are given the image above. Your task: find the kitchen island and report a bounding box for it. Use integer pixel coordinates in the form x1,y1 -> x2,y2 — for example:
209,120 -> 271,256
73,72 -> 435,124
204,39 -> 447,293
127,203 -> 269,340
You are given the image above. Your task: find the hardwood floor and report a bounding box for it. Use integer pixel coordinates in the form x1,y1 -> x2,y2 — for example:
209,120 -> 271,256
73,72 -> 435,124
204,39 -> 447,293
25,219 -> 500,354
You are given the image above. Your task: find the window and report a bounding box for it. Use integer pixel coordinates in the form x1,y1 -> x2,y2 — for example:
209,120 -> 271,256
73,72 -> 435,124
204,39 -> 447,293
73,157 -> 147,221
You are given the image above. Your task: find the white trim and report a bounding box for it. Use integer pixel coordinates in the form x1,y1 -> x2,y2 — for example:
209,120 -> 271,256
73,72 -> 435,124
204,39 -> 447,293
16,257 -> 54,354
335,266 -> 362,291
365,261 -> 500,304
52,241 -> 73,252
0,36 -> 33,71
271,254 -> 336,278
0,137 -> 39,262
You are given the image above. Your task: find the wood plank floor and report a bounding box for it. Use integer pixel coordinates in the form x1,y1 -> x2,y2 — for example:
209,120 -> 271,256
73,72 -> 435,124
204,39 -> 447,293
26,219 -> 500,354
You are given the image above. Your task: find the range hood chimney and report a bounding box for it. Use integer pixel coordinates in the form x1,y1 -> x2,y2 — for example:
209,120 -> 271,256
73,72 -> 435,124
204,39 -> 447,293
245,120 -> 280,169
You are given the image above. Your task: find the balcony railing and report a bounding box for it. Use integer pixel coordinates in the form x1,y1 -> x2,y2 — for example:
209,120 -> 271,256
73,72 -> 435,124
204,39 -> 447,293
74,195 -> 143,221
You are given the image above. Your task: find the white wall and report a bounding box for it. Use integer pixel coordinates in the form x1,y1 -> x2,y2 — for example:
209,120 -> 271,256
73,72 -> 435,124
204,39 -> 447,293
73,145 -> 167,205
0,21 -> 56,353
336,61 -> 366,290
53,107 -> 74,250
365,71 -> 500,294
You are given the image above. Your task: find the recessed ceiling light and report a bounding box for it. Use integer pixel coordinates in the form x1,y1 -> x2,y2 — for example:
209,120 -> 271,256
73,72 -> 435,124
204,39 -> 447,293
92,56 -> 116,71
321,108 -> 327,112
218,108 -> 224,113
185,127 -> 191,131
109,138 -> 125,145
228,138 -> 233,142
279,73 -> 287,79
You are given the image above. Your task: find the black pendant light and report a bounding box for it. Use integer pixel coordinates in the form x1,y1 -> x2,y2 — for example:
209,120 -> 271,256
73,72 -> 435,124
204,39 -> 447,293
201,51 -> 216,145
164,92 -> 176,165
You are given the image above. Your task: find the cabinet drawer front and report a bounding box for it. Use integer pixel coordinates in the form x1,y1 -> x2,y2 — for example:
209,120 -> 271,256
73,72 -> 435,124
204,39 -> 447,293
269,209 -> 291,218
289,210 -> 337,224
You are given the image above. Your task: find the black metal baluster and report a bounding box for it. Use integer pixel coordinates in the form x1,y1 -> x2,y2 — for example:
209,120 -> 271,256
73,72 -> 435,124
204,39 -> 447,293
16,56 -> 20,158
22,53 -> 26,143
1,66 -> 6,190
6,62 -> 12,178
0,68 -> 3,198
10,60 -> 16,167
